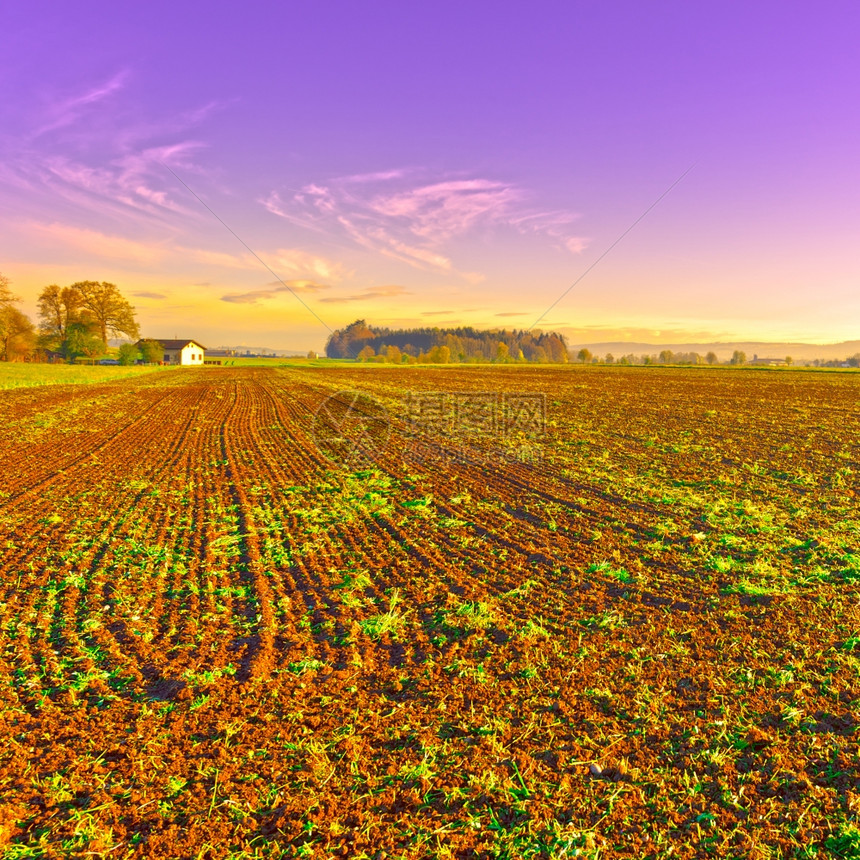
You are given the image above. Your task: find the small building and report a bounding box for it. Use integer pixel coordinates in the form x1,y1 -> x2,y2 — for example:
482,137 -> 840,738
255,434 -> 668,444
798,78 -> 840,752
749,357 -> 787,367
143,339 -> 207,366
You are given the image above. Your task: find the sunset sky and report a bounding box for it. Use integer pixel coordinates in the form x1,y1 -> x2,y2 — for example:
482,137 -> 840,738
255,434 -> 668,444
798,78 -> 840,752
2,1 -> 858,351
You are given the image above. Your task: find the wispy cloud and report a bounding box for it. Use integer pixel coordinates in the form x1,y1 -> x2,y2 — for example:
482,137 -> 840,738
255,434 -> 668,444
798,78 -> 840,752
33,71 -> 129,137
29,222 -> 165,263
318,284 -> 411,304
261,170 -> 589,277
23,220 -> 344,290
2,73 -> 219,226
337,168 -> 412,184
495,312 -> 528,317
268,251 -> 346,282
183,247 -> 346,282
564,237 -> 589,254
184,248 -> 258,270
368,179 -> 519,242
132,291 -> 168,300
221,280 -> 331,304
36,142 -> 206,219
221,290 -> 276,305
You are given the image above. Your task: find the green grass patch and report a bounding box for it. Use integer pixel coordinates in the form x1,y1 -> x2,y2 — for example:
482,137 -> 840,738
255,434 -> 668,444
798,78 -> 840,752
0,364 -> 165,390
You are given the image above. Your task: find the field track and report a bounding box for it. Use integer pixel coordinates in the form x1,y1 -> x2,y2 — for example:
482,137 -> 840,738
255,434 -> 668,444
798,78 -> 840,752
1,365 -> 859,858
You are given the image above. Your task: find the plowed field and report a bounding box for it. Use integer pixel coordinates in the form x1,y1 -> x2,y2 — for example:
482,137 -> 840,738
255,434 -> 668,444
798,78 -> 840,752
1,365 -> 858,858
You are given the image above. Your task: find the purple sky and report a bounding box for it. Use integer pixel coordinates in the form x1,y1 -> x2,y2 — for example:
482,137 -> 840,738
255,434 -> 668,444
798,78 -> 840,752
2,1 -> 859,350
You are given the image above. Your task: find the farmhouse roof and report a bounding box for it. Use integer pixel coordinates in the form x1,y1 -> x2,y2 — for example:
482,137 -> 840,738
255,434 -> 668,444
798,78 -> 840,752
137,338 -> 207,350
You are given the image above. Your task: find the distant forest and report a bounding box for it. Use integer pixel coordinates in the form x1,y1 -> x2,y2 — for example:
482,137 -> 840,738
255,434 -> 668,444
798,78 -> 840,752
325,320 -> 570,363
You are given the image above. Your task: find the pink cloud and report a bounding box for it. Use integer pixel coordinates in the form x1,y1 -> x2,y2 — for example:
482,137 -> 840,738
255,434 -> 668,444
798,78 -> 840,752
261,169 -> 590,279
28,221 -> 165,263
5,74 -> 219,227
369,179 -> 520,242
221,280 -> 332,304
319,284 -> 410,304
33,72 -> 129,137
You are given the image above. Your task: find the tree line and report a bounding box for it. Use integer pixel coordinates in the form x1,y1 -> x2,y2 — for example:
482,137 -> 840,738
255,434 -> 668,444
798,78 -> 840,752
576,349 -> 860,367
326,320 -> 570,363
0,273 -> 140,361
574,348 -> 736,365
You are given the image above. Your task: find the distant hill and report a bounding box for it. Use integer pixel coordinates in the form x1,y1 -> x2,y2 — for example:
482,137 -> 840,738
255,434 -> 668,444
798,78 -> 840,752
567,340 -> 860,363
214,345 -> 306,356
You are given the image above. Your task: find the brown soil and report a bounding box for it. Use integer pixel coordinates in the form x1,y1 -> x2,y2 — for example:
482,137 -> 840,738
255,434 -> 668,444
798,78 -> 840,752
0,365 -> 858,858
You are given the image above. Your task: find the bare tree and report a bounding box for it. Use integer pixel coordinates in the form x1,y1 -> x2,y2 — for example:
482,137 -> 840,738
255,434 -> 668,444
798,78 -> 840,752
37,284 -> 85,346
0,272 -> 12,305
71,281 -> 139,347
0,273 -> 36,361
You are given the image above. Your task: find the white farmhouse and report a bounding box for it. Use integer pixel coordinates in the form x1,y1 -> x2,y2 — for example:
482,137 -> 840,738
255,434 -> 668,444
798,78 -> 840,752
153,339 -> 207,365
